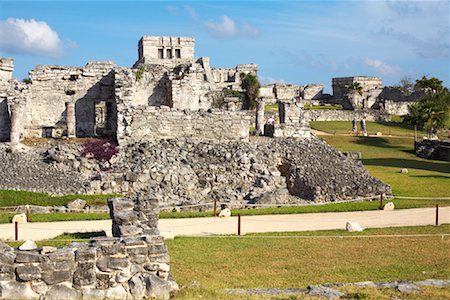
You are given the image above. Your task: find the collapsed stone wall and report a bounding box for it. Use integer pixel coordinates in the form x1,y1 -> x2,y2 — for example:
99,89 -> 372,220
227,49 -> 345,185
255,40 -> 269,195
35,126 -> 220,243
106,137 -> 391,206
378,87 -> 425,115
26,62 -> 116,138
0,194 -> 178,300
0,80 -> 30,142
308,109 -> 390,122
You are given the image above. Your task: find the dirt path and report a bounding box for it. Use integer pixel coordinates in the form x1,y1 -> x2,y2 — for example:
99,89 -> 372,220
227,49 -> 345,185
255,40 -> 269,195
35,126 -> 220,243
0,207 -> 448,241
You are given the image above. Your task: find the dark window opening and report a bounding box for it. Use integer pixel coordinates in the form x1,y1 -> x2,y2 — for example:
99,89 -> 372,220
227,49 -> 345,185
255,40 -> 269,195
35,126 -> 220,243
166,49 -> 173,59
158,49 -> 164,59
175,49 -> 181,58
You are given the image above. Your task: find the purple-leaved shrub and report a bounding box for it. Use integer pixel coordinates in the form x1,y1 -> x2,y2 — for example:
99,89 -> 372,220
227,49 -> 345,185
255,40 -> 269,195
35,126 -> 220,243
81,139 -> 118,162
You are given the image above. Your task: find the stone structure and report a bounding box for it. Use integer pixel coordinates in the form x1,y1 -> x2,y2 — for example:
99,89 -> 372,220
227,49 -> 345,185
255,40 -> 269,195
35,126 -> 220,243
0,194 -> 178,300
377,87 -> 426,115
135,36 -> 195,66
416,140 -> 450,162
0,58 -> 14,81
332,76 -> 383,110
308,109 -> 390,122
255,99 -> 265,135
274,100 -> 311,138
0,36 -> 266,143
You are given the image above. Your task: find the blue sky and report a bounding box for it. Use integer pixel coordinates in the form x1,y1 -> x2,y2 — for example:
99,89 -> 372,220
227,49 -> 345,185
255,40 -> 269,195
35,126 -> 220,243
0,0 -> 448,92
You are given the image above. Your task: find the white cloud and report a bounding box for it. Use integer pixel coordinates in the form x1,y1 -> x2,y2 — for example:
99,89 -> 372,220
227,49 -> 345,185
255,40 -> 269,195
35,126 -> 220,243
364,58 -> 400,76
184,5 -> 197,20
259,76 -> 285,85
0,18 -> 63,57
204,16 -> 259,38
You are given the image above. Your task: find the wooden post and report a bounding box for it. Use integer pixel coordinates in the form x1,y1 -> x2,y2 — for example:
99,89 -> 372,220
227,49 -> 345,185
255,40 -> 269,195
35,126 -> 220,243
237,214 -> 241,236
213,199 -> 217,217
15,221 -> 18,241
26,205 -> 30,222
436,204 -> 439,226
379,194 -> 384,210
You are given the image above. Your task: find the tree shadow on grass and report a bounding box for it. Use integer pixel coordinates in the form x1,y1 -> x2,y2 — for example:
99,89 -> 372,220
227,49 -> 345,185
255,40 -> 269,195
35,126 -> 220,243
354,137 -> 403,149
363,158 -> 450,174
412,175 -> 450,179
70,231 -> 106,239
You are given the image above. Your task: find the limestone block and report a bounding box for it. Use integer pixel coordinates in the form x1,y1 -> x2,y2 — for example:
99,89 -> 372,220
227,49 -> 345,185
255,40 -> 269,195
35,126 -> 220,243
45,284 -> 80,300
346,221 -> 363,232
145,274 -> 173,300
105,285 -> 128,299
219,208 -> 231,217
383,202 -> 395,211
400,168 -> 408,174
73,262 -> 96,286
15,264 -> 42,281
0,281 -> 39,300
18,241 -> 37,252
15,251 -> 41,263
66,199 -> 86,210
75,247 -> 97,262
41,270 -> 74,285
12,213 -> 27,223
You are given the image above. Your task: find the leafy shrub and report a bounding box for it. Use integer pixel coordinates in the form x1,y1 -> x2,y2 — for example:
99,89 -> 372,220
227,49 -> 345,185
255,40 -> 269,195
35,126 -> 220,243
22,78 -> 31,84
81,139 -> 118,161
135,66 -> 145,81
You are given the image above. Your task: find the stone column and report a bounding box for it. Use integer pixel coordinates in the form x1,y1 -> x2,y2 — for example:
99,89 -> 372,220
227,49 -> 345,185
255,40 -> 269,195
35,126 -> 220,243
9,103 -> 21,145
66,102 -> 76,138
255,98 -> 265,136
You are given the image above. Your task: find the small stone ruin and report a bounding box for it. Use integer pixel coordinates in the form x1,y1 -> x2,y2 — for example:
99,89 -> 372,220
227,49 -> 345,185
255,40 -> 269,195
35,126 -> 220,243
0,193 -> 178,300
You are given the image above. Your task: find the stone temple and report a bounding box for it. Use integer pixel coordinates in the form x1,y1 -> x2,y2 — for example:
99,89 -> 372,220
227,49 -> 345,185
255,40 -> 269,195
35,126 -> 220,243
2,35 -> 310,146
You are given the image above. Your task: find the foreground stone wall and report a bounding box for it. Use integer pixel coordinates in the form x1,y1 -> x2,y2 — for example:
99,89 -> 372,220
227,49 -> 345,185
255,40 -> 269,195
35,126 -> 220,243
308,109 -> 390,122
0,195 -> 178,300
26,62 -> 116,138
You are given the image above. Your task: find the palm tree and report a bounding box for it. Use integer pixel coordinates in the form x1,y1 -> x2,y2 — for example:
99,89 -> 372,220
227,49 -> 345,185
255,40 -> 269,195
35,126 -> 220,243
240,73 -> 261,110
346,82 -> 363,96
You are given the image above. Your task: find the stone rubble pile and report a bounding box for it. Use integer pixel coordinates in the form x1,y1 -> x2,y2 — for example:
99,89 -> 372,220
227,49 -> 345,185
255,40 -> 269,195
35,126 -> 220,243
0,145 -> 89,196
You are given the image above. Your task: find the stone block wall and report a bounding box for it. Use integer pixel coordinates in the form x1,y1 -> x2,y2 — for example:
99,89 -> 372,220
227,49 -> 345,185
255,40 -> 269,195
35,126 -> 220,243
117,106 -> 251,145
0,195 -> 178,299
308,109 -> 390,122
274,84 -> 300,100
384,100 -> 414,116
274,101 -> 311,138
300,84 -> 324,100
26,62 -> 116,138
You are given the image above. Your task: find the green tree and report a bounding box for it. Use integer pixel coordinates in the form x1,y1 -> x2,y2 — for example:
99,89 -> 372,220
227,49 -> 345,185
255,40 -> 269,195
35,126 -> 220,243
403,89 -> 450,136
414,76 -> 446,93
347,82 -> 363,96
240,73 -> 260,110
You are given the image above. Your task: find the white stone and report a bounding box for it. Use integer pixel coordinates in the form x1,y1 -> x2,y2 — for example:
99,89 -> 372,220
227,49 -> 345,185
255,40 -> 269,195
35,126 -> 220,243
161,231 -> 175,240
219,208 -> 231,218
12,213 -> 27,223
19,240 -> 38,251
383,202 -> 395,211
346,221 -> 363,232
105,285 -> 128,299
400,168 -> 408,174
41,246 -> 57,254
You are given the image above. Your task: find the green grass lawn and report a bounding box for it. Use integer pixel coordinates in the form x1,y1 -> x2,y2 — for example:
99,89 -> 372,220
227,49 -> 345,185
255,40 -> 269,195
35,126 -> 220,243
305,104 -> 343,110
165,225 -> 449,299
317,135 -> 449,197
0,190 -> 114,207
310,120 -> 429,137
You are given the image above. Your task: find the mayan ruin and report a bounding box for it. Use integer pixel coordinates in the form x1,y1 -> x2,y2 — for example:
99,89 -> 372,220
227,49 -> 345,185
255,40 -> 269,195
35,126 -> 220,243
0,1 -> 449,299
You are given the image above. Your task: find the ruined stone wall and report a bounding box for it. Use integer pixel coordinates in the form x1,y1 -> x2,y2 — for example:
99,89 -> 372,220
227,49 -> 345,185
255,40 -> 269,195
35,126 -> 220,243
259,84 -> 276,103
332,77 -> 382,110
26,62 -> 116,138
300,84 -> 324,100
118,106 -> 250,145
0,195 -> 178,300
0,58 -> 14,81
274,84 -> 300,100
132,64 -> 171,107
274,101 -> 311,138
308,109 -> 390,122
0,81 -> 9,141
378,87 -> 424,115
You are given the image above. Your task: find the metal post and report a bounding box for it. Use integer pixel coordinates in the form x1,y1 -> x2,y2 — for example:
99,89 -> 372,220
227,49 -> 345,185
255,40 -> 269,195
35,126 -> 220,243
15,221 -> 18,241
237,214 -> 241,236
213,199 -> 217,217
436,204 -> 439,226
379,194 -> 383,210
